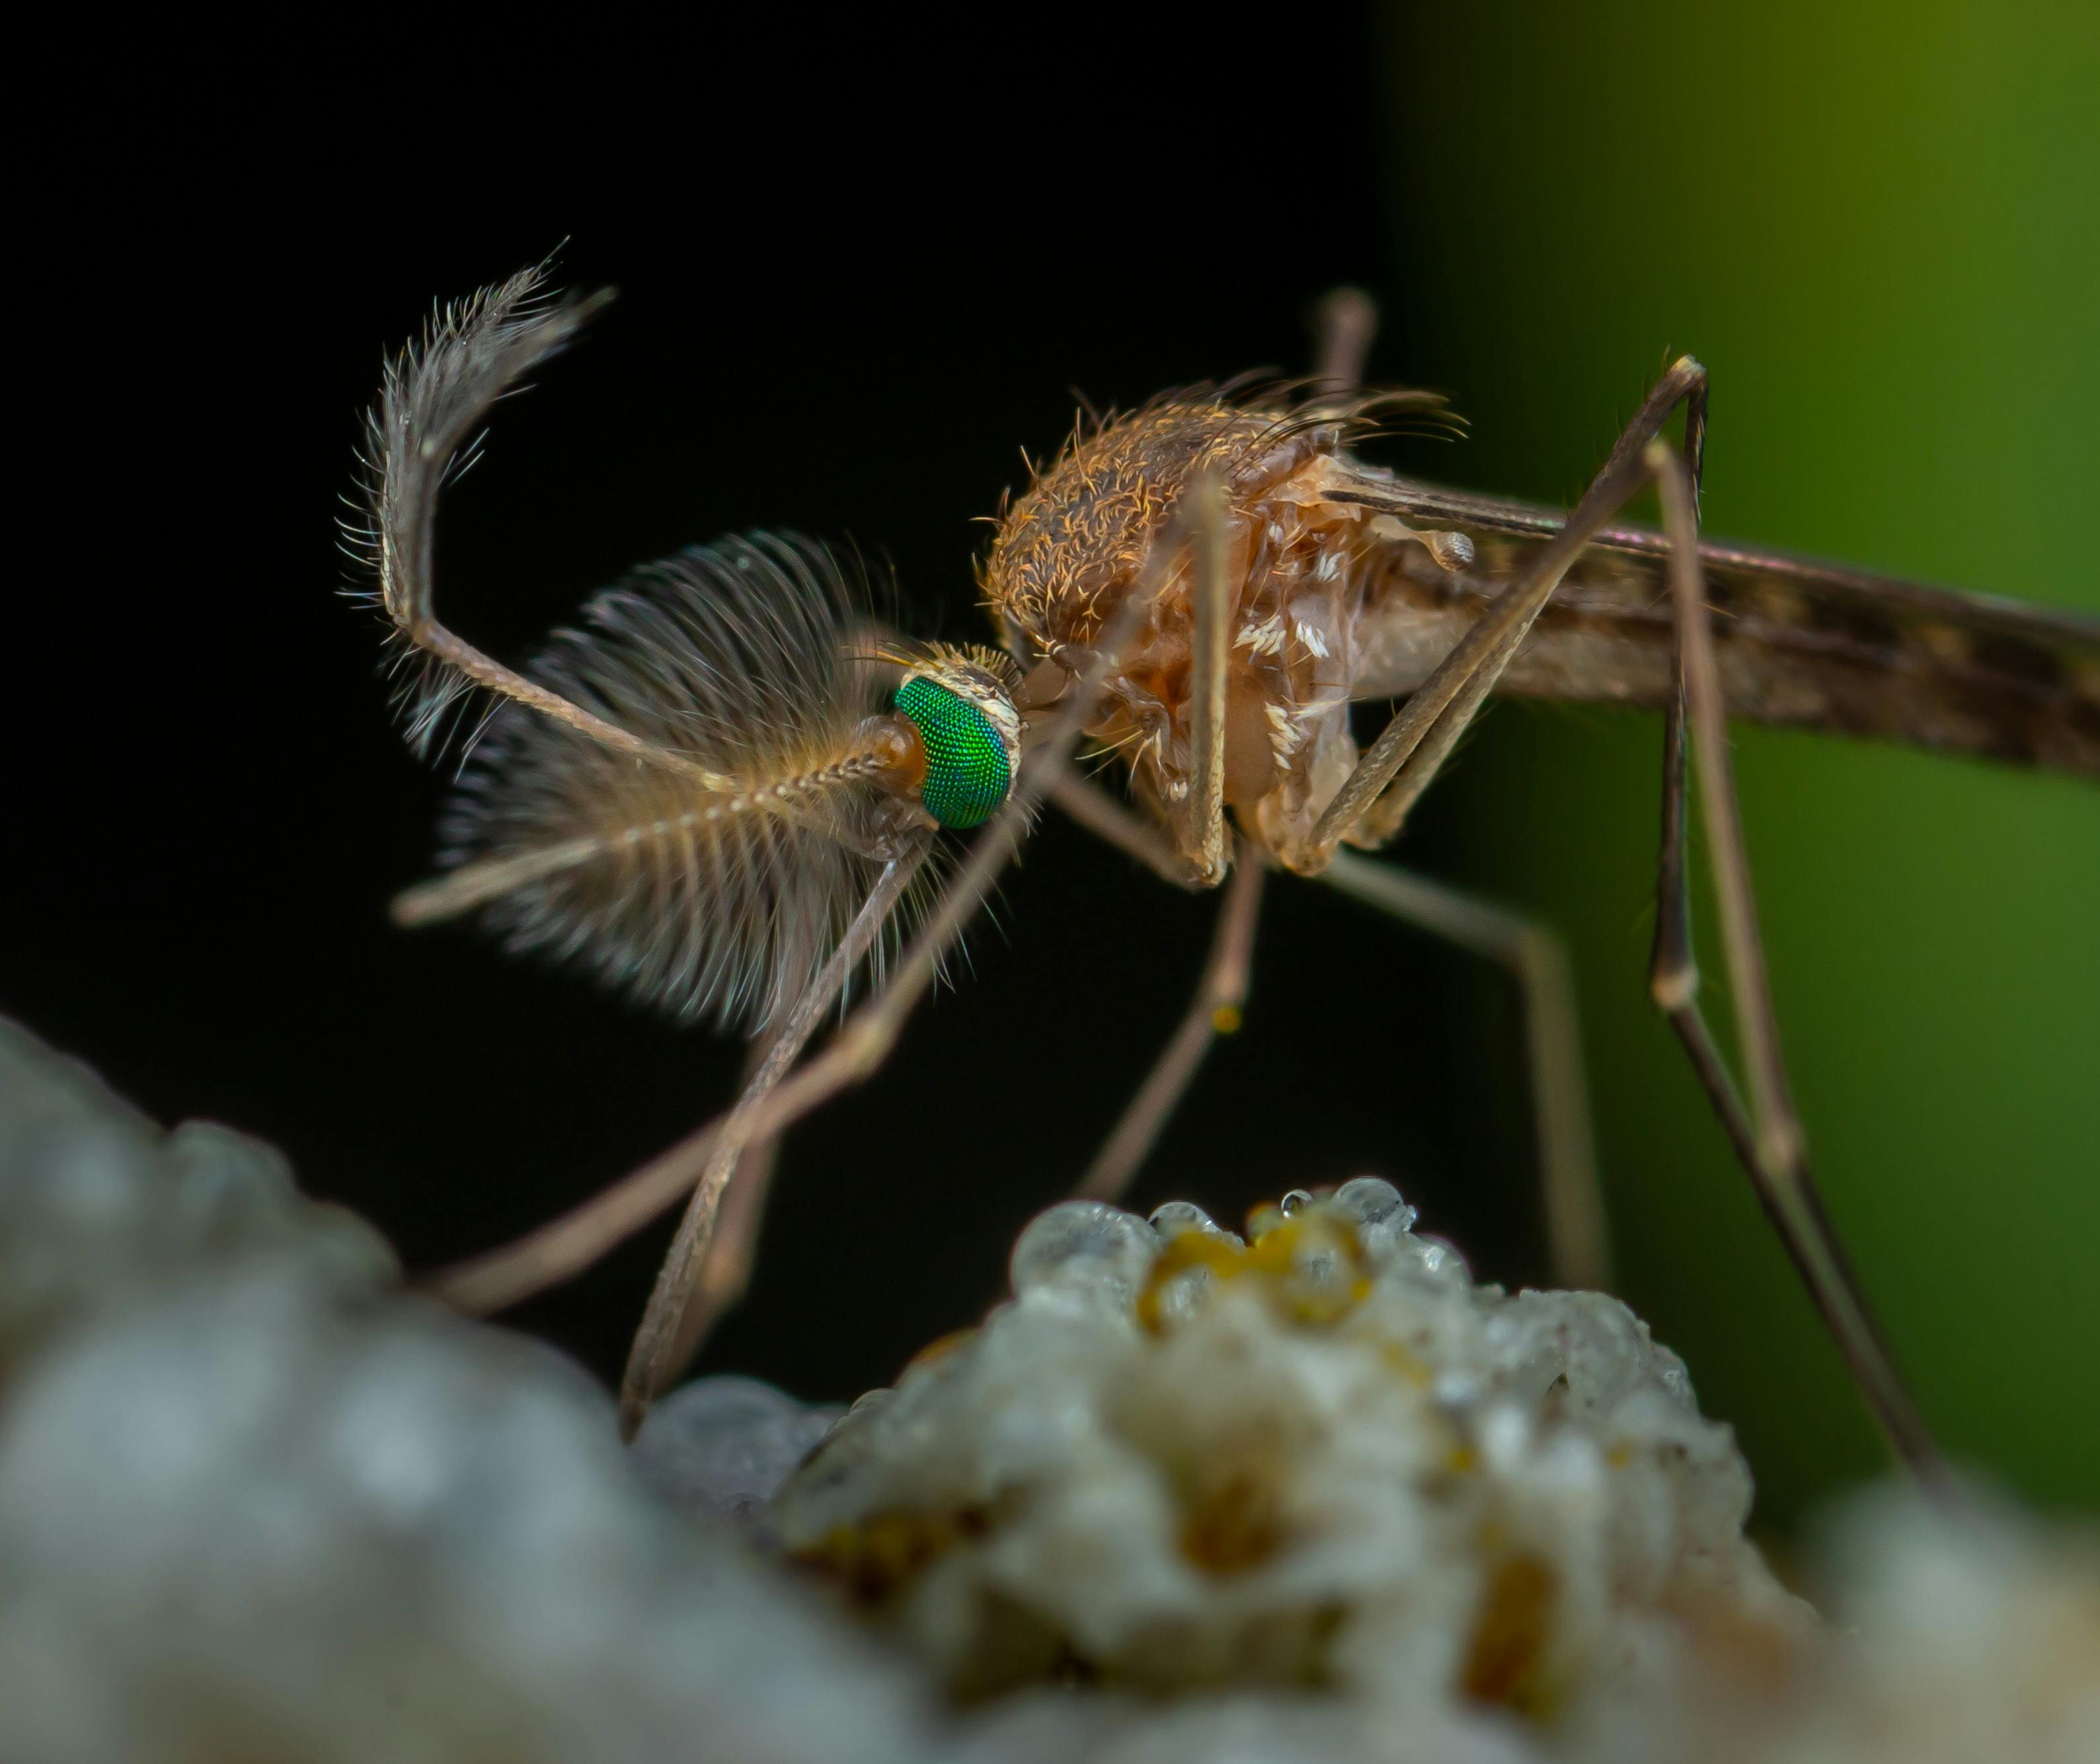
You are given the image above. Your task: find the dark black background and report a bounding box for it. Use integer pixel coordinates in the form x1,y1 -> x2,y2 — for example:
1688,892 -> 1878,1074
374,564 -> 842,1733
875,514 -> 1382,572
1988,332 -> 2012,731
9,17 -> 1553,1405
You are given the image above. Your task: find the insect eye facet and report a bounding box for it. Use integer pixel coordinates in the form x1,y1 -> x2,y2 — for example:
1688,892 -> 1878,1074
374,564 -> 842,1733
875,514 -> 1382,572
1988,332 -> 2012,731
892,676 -> 1014,829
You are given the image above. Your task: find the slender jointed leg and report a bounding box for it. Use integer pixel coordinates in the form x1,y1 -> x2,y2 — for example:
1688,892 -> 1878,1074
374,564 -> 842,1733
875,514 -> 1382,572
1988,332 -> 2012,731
1311,288 -> 1379,394
614,507 -> 1197,1436
664,1129 -> 783,1372
422,846 -> 929,1315
663,911 -> 830,1369
1067,463 -> 1253,1199
1307,358 -> 1710,863
1051,762 -> 1260,1202
1053,274 -> 1377,890
1645,440 -> 1947,1486
1052,767 -> 1266,1199
666,1000 -> 800,1366
1064,286 -> 1381,1203
1076,844 -> 1266,1203
1648,686 -> 1760,1175
1177,471 -> 1231,883
1046,772 -> 1198,887
1318,853 -> 1609,1291
1049,761 -> 1258,1201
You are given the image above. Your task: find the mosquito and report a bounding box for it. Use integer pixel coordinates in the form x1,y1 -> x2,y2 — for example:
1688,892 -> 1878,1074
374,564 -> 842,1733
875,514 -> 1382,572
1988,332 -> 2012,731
348,262 -> 2099,1472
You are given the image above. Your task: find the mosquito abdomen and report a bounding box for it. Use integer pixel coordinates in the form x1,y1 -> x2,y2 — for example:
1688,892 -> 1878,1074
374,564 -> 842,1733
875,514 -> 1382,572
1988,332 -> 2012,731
1354,526 -> 2100,778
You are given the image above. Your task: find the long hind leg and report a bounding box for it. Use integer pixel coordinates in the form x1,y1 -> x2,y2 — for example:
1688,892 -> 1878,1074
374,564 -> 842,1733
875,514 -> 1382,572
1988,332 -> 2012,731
1059,288 -> 1380,1204
661,991 -> 802,1363
614,502 -> 1202,1435
419,625 -> 1169,1337
422,846 -> 927,1316
1645,441 -> 1946,1485
1075,842 -> 1264,1203
662,1128 -> 784,1372
1319,854 -> 1608,1291
1305,358 -> 1709,862
1278,341 -> 1943,1475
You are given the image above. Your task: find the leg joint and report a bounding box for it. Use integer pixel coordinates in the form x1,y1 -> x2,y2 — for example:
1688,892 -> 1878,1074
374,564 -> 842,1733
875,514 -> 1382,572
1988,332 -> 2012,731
1650,961 -> 1698,1013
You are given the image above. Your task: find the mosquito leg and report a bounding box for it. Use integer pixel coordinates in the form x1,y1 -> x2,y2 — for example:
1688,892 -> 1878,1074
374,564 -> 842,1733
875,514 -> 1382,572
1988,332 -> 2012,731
1075,843 -> 1265,1203
1645,439 -> 1947,1486
615,534 -> 1181,1436
1060,466 -> 1247,1197
1306,358 -> 1709,864
358,262 -> 719,780
1065,288 -> 1381,1194
662,951 -> 807,1365
420,844 -> 929,1316
1060,288 -> 1380,1203
1647,681 -> 1760,1175
1063,288 -> 1386,1201
1179,471 -> 1231,882
1319,852 -> 1609,1291
1046,772 -> 1199,887
664,1127 -> 783,1369
1311,287 -> 1379,393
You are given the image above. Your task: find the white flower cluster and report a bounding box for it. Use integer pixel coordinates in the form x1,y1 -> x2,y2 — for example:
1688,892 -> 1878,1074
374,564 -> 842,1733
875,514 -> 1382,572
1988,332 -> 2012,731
776,1183 -> 1805,1735
0,1015 -> 931,1764
3,1012 -> 2091,1763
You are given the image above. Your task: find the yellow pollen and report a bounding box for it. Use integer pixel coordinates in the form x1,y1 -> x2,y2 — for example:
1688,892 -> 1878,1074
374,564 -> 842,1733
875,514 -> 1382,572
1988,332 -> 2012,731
1138,1205 -> 1373,1332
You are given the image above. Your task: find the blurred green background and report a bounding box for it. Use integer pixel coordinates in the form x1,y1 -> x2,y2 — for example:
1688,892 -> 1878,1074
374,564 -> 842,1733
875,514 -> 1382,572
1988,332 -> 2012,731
1378,3 -> 2098,1523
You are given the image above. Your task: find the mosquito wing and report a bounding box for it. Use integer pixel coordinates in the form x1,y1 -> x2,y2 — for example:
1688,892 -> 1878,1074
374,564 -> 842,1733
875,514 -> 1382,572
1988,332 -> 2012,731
1331,475 -> 2100,779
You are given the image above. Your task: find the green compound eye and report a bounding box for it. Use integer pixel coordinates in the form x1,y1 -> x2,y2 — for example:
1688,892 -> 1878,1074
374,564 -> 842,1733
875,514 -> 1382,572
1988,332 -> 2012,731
892,675 -> 1014,829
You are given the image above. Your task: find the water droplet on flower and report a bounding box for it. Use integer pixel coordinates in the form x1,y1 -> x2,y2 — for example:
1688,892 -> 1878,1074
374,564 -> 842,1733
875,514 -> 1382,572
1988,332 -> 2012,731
1394,1232 -> 1472,1293
1280,1189 -> 1313,1215
1010,1200 -> 1158,1306
1333,1176 -> 1416,1232
1149,1199 -> 1221,1240
1333,1178 -> 1419,1265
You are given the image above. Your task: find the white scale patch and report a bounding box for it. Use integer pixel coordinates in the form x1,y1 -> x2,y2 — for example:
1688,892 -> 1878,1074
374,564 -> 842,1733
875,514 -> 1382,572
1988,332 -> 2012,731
1265,700 -> 1304,762
1236,614 -> 1288,659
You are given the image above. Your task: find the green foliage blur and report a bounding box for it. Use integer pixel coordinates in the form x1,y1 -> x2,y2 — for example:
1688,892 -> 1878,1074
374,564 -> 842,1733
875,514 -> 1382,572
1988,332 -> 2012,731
1378,2 -> 2098,1525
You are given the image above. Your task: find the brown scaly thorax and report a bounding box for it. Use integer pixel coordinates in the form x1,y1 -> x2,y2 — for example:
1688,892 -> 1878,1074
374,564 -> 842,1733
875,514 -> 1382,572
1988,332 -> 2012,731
981,391 -> 1433,871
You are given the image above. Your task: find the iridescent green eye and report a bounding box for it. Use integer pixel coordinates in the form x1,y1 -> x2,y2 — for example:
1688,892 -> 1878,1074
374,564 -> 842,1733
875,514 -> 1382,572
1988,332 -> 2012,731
893,675 -> 1013,829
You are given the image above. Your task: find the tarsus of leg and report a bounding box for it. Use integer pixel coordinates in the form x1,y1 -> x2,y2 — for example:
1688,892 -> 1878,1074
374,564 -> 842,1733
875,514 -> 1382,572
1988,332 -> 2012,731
1645,439 -> 1949,1489
1307,359 -> 1707,863
1181,471 -> 1231,883
1075,844 -> 1266,1203
1312,288 -> 1379,394
1649,687 -> 1761,1173
664,1123 -> 783,1375
420,844 -> 928,1316
666,915 -> 818,1365
1046,772 -> 1198,887
614,516 -> 1187,1437
1318,852 -> 1609,1291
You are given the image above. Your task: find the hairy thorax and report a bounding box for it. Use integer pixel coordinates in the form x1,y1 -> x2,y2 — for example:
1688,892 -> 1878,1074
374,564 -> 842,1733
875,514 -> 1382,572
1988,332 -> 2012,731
983,396 -> 1413,871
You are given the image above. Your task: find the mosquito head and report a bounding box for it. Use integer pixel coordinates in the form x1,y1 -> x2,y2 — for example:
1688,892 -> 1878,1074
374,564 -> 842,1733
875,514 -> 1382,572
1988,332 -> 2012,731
881,645 -> 1026,830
